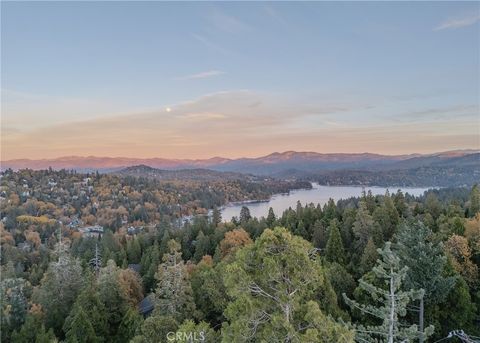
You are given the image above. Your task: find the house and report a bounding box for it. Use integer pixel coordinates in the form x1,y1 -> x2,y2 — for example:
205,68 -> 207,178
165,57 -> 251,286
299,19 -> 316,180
127,226 -> 144,235
78,225 -> 104,238
68,217 -> 82,229
138,294 -> 155,317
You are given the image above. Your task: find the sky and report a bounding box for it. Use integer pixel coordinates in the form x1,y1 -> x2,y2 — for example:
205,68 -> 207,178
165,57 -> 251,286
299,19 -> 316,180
1,1 -> 479,160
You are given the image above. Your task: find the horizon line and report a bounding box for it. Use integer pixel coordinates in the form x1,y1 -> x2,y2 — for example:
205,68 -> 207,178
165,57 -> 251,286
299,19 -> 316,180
2,148 -> 479,163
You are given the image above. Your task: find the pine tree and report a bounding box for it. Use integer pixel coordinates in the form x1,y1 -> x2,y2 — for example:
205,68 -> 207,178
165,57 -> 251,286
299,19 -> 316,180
325,219 -> 345,264
425,193 -> 442,220
359,238 -> 378,275
12,314 -> 56,343
395,223 -> 456,343
266,207 -> 276,228
393,190 -> 408,217
140,241 -> 160,292
353,200 -> 381,254
239,206 -> 251,224
322,198 -> 337,223
294,219 -> 308,239
373,191 -> 400,241
154,240 -> 196,322
127,237 -> 142,264
65,284 -> 108,339
193,231 -> 211,262
211,207 -> 222,227
35,243 -> 85,336
131,315 -> 178,342
97,260 -> 129,340
117,308 -> 143,343
63,305 -> 98,343
343,242 -> 433,343
312,220 -> 328,249
223,227 -> 354,342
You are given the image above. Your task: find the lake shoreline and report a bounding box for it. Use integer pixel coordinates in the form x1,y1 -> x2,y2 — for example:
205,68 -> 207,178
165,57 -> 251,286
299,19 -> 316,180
221,183 -> 433,220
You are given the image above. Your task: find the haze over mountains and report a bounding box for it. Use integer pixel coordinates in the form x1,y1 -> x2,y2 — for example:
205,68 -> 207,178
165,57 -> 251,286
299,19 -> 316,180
2,150 -> 478,177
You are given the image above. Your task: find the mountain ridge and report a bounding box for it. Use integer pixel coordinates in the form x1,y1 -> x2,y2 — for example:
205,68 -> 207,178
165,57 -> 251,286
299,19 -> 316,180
1,149 -> 478,174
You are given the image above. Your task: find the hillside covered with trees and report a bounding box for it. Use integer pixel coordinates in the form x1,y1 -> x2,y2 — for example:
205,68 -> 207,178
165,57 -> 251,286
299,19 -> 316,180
1,166 -> 479,342
0,168 -> 309,234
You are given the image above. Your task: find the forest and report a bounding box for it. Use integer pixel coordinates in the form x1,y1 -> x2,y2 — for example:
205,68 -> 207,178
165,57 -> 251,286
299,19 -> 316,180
314,165 -> 479,188
0,168 -> 479,342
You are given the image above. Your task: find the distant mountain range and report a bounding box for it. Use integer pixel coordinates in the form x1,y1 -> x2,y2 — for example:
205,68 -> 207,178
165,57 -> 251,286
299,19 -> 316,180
2,150 -> 478,176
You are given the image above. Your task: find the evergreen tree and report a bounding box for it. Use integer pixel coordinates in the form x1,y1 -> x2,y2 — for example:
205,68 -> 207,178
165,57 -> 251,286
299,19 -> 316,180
159,230 -> 171,258
325,219 -> 345,264
294,219 -> 308,239
0,278 -> 29,342
322,199 -> 338,223
211,207 -> 222,227
97,260 -> 129,341
468,184 -> 480,216
65,284 -> 108,339
63,305 -> 98,343
140,241 -> 160,292
117,308 -> 143,343
425,193 -> 442,220
35,243 -> 85,336
190,260 -> 229,327
436,277 -> 478,338
362,189 -> 376,214
395,223 -> 456,343
127,237 -> 142,264
344,242 -> 433,343
353,200 -> 381,254
340,208 -> 356,249
393,190 -> 408,218
325,263 -> 356,310
12,314 -> 56,343
312,220 -> 328,249
266,207 -> 276,228
154,240 -> 196,322
222,227 -> 354,342
239,206 -> 251,224
193,231 -> 210,262
373,191 -> 400,241
359,238 -> 378,276
131,315 -> 178,343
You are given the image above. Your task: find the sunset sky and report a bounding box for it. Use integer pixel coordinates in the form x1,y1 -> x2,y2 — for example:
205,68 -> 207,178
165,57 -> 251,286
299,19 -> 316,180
2,1 -> 479,160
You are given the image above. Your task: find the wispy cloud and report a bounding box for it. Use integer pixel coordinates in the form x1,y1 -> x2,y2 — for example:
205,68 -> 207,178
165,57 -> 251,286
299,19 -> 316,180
3,90 -> 476,159
434,13 -> 480,31
2,90 -> 363,159
174,70 -> 225,81
209,8 -> 252,34
398,105 -> 478,122
177,112 -> 227,121
191,33 -> 234,56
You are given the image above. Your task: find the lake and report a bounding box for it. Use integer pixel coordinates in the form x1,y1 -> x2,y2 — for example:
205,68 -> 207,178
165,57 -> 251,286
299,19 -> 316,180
221,183 -> 431,220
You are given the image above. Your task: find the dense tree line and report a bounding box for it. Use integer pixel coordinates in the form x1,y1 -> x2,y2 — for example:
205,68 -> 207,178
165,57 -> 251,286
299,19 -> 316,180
315,165 -> 480,187
1,170 -> 479,341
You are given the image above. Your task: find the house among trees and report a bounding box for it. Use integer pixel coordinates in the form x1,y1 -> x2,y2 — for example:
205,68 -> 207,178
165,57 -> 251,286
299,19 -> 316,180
138,294 -> 155,317
77,225 -> 104,238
